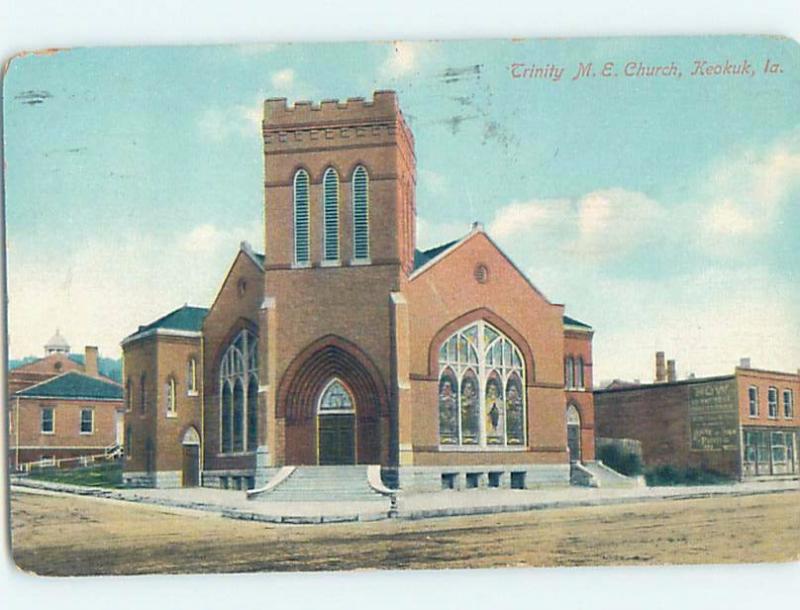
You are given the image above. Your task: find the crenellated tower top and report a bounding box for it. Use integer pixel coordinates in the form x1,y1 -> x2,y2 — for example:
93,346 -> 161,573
262,90 -> 417,274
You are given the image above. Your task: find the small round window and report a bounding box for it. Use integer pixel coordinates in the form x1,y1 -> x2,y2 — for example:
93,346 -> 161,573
474,264 -> 489,284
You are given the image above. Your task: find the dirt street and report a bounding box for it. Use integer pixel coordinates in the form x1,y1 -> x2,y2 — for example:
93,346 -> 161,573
10,489 -> 800,576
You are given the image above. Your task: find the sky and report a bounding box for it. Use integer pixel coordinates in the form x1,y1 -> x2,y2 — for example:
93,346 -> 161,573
3,36 -> 799,384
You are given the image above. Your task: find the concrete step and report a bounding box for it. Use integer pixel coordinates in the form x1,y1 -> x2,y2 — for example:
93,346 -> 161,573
252,465 -> 387,503
581,461 -> 643,488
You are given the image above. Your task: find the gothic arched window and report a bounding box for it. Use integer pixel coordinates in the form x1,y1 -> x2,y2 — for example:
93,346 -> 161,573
323,167 -> 340,262
352,166 -> 369,261
565,357 -> 574,389
219,329 -> 258,454
164,377 -> 176,416
437,321 -> 527,447
293,169 -> 310,265
576,357 -> 585,389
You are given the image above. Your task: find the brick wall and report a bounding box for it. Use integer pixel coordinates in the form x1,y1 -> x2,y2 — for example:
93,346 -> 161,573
404,231 -> 570,466
202,251 -> 263,473
9,396 -> 123,466
594,377 -> 740,476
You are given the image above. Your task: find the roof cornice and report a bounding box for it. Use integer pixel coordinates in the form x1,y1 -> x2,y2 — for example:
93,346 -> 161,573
121,327 -> 202,348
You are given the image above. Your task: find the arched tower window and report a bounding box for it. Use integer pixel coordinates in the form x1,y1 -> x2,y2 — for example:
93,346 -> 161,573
293,169 -> 310,265
437,321 -> 526,447
352,166 -> 369,261
219,329 -> 258,454
323,167 -> 340,262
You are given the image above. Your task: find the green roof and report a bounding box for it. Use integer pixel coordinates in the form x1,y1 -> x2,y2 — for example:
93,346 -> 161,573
17,371 -> 123,400
413,240 -> 459,270
563,315 -> 592,329
135,305 -> 208,335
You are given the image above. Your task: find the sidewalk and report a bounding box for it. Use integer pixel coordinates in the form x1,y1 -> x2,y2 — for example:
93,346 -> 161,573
10,476 -> 797,524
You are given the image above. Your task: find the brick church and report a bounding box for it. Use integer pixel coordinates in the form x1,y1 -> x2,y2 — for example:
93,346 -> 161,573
122,91 -> 596,492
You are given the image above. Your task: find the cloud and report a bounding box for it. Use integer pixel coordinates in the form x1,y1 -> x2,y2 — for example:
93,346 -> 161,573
7,219 -> 262,359
489,189 -> 667,262
573,188 -> 667,258
489,198 -> 572,240
270,68 -> 295,91
380,41 -> 427,79
588,266 -> 800,385
699,130 -> 800,247
197,103 -> 261,141
418,169 -> 449,196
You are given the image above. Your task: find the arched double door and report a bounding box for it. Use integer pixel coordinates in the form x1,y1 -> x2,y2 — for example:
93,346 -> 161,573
317,379 -> 357,465
278,337 -> 388,466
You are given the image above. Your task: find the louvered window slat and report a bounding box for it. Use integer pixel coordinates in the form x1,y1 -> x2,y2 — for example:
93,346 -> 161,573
323,168 -> 340,261
294,170 -> 310,264
352,166 -> 369,260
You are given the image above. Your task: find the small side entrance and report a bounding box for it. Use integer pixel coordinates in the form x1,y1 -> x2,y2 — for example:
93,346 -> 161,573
566,404 -> 582,463
317,379 -> 357,465
181,426 -> 201,487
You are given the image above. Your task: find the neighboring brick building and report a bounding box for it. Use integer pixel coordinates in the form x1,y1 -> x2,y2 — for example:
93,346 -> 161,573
122,91 -> 596,491
9,371 -> 124,468
594,354 -> 798,480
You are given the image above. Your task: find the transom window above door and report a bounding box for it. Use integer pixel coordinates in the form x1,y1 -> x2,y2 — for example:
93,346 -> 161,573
318,379 -> 355,414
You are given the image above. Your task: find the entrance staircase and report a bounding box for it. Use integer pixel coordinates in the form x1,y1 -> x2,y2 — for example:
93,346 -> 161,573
248,465 -> 394,503
571,461 -> 642,488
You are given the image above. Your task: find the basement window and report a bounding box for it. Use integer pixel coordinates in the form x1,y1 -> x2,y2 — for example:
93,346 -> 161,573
510,471 -> 526,489
441,473 -> 457,490
465,472 -> 481,489
488,472 -> 502,488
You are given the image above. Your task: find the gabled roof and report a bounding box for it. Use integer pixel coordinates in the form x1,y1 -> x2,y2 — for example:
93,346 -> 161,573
409,225 -> 552,303
563,315 -> 592,330
16,371 -> 123,401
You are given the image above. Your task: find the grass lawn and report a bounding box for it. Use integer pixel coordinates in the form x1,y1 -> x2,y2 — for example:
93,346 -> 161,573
27,461 -> 123,488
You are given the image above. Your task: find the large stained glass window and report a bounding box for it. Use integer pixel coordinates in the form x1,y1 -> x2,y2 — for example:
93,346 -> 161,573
437,321 -> 527,447
219,329 -> 258,454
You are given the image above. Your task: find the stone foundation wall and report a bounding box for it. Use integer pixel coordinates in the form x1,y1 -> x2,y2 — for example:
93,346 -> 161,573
397,463 -> 570,493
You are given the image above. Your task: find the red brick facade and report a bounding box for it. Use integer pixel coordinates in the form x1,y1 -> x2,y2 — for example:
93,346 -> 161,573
595,367 -> 799,479
122,91 -> 595,490
9,396 -> 123,467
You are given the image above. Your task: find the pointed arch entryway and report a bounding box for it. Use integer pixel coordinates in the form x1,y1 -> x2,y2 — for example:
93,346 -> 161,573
181,426 -> 201,487
566,403 -> 582,463
277,335 -> 390,465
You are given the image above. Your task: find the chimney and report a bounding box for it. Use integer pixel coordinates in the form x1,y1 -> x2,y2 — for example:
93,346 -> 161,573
85,346 -> 99,377
655,351 -> 666,383
740,357 -> 751,369
667,359 -> 677,383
